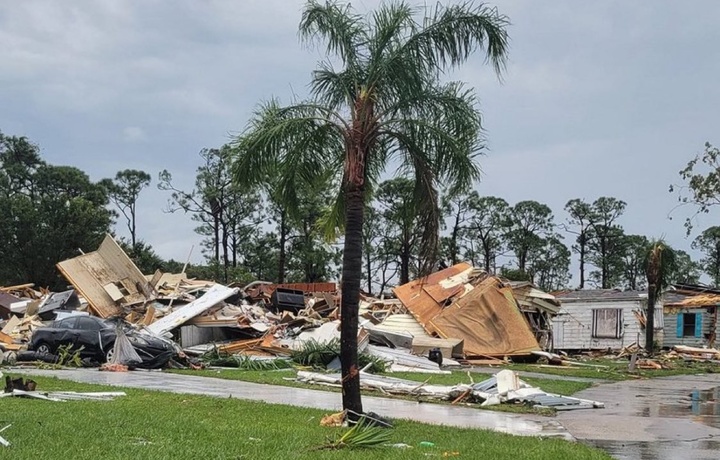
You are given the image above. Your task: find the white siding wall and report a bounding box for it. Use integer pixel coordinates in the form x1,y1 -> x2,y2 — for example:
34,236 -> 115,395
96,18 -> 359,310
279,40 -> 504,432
552,300 -> 647,350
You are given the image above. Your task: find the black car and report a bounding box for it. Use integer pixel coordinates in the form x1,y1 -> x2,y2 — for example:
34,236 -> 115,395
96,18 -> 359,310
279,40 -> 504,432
29,316 -> 176,369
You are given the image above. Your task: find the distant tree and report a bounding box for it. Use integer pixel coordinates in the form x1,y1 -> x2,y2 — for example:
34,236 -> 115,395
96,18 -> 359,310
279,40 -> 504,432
463,195 -> 509,272
440,189 -> 477,266
0,132 -> 112,288
100,170 -> 151,248
691,226 -> 720,286
670,142 -> 720,234
499,266 -> 532,282
527,235 -> 571,291
563,198 -> 593,288
505,200 -> 554,273
374,178 -> 423,284
285,184 -> 341,283
587,197 -> 627,288
159,147 -> 261,282
237,230 -> 280,282
669,249 -> 702,285
362,203 -> 401,294
117,238 -> 164,275
620,234 -> 649,290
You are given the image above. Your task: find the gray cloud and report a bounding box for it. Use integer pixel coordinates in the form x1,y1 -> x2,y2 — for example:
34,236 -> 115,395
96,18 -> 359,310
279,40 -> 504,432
1,0 -> 718,280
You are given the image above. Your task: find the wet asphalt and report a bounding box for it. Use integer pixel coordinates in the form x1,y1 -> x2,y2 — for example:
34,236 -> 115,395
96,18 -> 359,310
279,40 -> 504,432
556,373 -> 720,459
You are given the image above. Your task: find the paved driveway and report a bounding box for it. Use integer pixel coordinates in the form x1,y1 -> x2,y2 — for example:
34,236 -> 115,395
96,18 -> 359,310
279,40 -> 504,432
557,373 -> 720,459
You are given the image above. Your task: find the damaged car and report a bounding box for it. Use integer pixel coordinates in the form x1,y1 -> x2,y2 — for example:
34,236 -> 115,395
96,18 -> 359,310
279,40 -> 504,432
29,315 -> 176,369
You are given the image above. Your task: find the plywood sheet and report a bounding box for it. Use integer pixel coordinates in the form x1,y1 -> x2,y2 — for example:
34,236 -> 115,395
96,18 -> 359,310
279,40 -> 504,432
56,234 -> 153,317
428,277 -> 540,357
393,263 -> 472,332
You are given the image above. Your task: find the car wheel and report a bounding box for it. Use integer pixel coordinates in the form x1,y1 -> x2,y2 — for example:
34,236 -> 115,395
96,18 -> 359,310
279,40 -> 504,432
105,347 -> 115,363
36,342 -> 52,355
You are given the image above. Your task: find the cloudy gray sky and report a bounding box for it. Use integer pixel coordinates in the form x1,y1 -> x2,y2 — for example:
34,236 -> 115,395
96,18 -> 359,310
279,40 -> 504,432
1,1 -> 719,282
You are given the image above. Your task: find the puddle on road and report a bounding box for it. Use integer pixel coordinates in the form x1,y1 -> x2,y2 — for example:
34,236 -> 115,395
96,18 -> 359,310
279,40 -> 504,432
586,439 -> 720,460
638,386 -> 720,429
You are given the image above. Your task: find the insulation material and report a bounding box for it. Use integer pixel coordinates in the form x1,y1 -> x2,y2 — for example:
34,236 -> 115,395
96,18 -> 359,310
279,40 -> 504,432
429,277 -> 540,357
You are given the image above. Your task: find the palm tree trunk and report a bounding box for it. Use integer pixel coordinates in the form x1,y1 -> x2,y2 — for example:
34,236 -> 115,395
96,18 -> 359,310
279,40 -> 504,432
646,284 -> 656,353
340,183 -> 364,418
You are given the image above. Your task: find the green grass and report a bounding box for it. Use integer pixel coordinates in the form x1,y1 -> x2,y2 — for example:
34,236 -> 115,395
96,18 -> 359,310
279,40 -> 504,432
507,358 -> 719,381
0,374 -> 611,460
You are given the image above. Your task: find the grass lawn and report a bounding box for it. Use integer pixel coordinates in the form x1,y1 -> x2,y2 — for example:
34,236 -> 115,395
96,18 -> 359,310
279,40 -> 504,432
0,374 -> 611,460
506,359 -> 719,381
167,367 -> 592,414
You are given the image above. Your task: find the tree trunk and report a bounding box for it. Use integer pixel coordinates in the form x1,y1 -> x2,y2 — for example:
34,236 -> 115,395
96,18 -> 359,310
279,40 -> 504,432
130,203 -> 137,248
450,210 -> 461,265
340,183 -> 364,418
578,233 -> 585,289
400,242 -> 410,284
365,248 -> 373,296
482,238 -> 491,272
646,284 -> 656,353
278,210 -> 287,284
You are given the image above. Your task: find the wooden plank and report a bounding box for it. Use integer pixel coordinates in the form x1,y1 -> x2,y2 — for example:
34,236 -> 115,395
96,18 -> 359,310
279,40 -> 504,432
142,306 -> 156,326
1,316 -> 21,335
218,338 -> 263,354
0,284 -> 35,292
103,283 -> 125,302
0,331 -> 13,344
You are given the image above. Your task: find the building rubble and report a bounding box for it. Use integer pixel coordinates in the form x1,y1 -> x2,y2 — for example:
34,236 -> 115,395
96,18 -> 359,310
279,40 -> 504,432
1,236 -> 565,373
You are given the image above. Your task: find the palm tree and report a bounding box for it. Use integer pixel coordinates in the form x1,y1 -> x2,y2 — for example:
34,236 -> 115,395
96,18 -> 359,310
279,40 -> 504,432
231,0 -> 509,416
645,240 -> 677,353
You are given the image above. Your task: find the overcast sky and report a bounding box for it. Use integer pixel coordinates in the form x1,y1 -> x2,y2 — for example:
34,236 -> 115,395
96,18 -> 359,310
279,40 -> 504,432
1,1 -> 719,283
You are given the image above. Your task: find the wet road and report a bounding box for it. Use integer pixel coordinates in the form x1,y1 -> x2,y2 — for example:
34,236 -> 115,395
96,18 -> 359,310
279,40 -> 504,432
9,367 -> 719,459
557,373 -> 720,459
7,367 -> 571,439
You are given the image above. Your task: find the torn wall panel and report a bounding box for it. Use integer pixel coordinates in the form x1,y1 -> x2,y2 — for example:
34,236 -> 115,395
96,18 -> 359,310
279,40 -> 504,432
429,277 -> 540,357
56,234 -> 154,318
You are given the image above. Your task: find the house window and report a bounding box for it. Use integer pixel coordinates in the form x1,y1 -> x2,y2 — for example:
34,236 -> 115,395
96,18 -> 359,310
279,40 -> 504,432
683,313 -> 696,337
592,308 -> 622,339
677,312 -> 702,338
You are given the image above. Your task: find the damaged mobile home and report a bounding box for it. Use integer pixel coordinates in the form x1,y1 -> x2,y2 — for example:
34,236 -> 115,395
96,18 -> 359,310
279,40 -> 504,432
1,236 -> 564,371
551,290 -> 663,351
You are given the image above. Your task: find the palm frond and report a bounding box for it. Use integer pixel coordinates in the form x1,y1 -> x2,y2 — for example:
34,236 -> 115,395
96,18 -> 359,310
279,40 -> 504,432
404,1 -> 510,75
300,0 -> 368,66
230,101 -> 345,217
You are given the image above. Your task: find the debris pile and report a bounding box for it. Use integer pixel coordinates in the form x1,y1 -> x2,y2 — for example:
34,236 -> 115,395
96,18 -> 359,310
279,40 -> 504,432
296,369 -> 604,411
2,235 -> 564,373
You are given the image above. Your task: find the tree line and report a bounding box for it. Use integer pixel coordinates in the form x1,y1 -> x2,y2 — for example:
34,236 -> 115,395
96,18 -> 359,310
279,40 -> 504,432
3,130 -> 720,292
